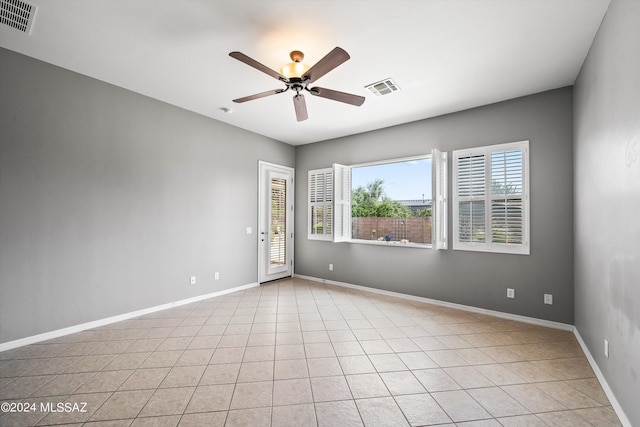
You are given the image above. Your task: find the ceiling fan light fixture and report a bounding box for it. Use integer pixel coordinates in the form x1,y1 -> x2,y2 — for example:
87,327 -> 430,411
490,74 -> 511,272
280,50 -> 310,78
280,61 -> 310,78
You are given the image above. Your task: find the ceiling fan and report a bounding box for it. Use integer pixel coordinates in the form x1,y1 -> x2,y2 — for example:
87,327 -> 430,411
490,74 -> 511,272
229,47 -> 365,121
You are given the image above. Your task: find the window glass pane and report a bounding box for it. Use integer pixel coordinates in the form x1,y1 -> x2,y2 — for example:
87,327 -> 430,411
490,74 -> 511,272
311,206 -> 324,235
325,205 -> 333,235
270,178 -> 286,267
491,150 -> 523,195
459,201 -> 486,243
351,158 -> 432,244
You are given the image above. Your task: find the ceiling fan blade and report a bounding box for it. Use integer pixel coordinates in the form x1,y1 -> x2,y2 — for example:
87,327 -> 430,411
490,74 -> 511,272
309,87 -> 365,106
293,94 -> 308,122
302,47 -> 350,83
229,51 -> 284,81
232,89 -> 284,103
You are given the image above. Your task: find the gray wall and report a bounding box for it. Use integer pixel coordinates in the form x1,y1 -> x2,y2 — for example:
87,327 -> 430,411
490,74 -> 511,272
0,48 -> 295,344
295,87 -> 574,324
574,0 -> 640,424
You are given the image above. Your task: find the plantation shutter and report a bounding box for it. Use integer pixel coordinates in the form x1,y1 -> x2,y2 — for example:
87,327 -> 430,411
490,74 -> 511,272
269,175 -> 288,267
490,146 -> 527,248
453,141 -> 529,254
456,152 -> 486,244
308,168 -> 333,240
325,172 -> 333,237
432,148 -> 448,250
333,163 -> 351,242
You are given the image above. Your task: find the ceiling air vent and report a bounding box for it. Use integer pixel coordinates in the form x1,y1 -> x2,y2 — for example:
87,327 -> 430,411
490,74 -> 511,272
365,78 -> 400,96
1,0 -> 37,34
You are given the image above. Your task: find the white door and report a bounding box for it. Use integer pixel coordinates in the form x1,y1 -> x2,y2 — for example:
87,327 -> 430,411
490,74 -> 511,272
259,161 -> 294,283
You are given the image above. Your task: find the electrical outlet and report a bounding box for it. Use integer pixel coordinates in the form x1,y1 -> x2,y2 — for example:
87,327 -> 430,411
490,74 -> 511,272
544,294 -> 553,305
190,276 -> 196,285
215,272 -> 220,280
329,263 -> 333,271
507,288 -> 515,299
604,339 -> 609,358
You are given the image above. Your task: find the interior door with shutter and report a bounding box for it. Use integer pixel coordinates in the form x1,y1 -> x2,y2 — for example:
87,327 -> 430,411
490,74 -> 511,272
259,161 -> 294,283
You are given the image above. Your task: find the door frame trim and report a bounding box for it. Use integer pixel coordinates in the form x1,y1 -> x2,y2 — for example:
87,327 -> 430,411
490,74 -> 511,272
258,161 -> 295,284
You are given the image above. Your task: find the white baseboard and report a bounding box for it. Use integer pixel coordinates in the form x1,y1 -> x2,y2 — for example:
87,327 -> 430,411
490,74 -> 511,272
0,282 -> 259,353
295,274 -> 573,331
573,329 -> 632,427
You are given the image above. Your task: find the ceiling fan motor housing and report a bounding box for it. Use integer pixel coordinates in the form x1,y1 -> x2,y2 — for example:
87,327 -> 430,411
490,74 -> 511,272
288,77 -> 308,94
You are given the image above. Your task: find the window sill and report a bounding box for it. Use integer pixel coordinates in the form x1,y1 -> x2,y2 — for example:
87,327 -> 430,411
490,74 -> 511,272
308,235 -> 332,241
346,239 -> 432,249
452,243 -> 530,255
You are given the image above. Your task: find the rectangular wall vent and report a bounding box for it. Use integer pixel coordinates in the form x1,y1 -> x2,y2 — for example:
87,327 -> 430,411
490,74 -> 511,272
365,78 -> 400,96
1,0 -> 37,34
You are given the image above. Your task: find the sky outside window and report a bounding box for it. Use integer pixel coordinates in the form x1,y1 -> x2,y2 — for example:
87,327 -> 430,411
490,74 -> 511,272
351,159 -> 432,201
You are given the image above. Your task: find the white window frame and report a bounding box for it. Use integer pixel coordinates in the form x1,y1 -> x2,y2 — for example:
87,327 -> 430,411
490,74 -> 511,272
452,140 -> 530,255
308,149 -> 447,250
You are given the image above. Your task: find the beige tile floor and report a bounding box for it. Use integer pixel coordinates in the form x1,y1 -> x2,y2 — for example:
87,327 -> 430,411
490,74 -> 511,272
0,278 -> 622,426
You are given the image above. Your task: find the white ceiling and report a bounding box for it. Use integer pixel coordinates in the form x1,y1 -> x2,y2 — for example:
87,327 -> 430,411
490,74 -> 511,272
0,0 -> 610,145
